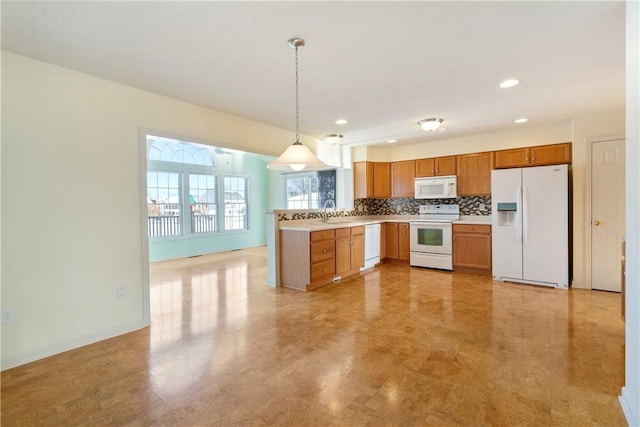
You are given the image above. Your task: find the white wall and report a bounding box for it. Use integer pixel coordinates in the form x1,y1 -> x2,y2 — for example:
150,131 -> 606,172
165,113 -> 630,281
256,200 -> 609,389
0,52 -> 308,369
620,1 -> 640,424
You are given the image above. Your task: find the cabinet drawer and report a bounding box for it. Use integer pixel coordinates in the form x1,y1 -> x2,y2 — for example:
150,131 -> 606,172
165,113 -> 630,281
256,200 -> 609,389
453,224 -> 491,234
311,240 -> 335,262
335,227 -> 351,238
350,226 -> 364,235
311,258 -> 335,281
311,229 -> 335,242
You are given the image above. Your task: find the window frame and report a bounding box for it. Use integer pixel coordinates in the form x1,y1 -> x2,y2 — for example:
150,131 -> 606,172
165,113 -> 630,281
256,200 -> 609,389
284,172 -> 320,210
146,138 -> 251,241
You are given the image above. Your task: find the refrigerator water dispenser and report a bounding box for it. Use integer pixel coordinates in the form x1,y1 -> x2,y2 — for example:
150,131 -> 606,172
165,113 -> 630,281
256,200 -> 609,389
496,202 -> 517,226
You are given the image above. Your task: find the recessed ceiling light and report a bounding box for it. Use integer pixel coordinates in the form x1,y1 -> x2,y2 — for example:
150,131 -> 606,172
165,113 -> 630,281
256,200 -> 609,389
335,119 -> 348,125
500,79 -> 520,88
387,139 -> 397,144
514,118 -> 528,124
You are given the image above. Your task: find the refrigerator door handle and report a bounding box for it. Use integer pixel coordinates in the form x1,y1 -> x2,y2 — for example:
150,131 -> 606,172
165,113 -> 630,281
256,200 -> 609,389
522,186 -> 528,245
516,186 -> 522,243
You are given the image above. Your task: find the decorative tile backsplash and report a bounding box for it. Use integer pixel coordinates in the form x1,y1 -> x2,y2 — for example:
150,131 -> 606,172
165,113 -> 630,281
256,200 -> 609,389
354,195 -> 492,216
276,195 -> 491,221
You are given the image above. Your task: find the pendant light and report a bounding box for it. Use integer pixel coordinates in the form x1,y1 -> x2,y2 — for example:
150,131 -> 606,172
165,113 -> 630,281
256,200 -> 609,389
267,38 -> 327,172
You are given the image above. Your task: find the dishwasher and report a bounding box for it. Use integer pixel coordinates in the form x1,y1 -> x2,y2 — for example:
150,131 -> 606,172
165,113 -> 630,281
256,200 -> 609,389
362,223 -> 381,270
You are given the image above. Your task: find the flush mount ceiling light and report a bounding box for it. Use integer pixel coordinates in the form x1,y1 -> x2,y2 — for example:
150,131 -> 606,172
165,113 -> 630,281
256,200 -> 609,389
418,118 -> 444,132
335,119 -> 348,125
267,38 -> 327,172
500,79 -> 520,88
387,139 -> 397,144
323,134 -> 343,145
514,118 -> 528,124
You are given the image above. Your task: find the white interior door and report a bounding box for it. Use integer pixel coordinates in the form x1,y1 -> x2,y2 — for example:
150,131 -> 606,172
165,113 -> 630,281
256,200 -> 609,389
591,139 -> 625,292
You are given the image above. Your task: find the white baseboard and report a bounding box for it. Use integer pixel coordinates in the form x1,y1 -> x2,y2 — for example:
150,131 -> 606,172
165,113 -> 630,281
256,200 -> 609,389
1,320 -> 148,371
620,386 -> 640,426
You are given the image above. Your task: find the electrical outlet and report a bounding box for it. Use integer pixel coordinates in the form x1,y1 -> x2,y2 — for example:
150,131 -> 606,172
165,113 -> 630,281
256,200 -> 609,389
479,203 -> 486,211
1,308 -> 15,323
116,285 -> 127,299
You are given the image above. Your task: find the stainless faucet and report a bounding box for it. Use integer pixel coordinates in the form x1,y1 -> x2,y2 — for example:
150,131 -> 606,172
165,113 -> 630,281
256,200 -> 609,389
322,199 -> 336,222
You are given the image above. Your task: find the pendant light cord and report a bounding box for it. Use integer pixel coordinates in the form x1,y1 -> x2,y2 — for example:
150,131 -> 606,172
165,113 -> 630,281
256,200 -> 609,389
295,44 -> 300,144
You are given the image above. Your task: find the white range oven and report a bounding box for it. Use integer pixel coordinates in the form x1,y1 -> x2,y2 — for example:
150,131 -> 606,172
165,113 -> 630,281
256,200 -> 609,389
410,204 -> 460,270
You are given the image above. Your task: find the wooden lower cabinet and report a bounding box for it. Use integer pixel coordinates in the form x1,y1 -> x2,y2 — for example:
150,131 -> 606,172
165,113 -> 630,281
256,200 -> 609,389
399,223 -> 410,261
384,222 -> 410,264
280,226 -> 364,291
452,224 -> 492,275
335,226 -> 364,278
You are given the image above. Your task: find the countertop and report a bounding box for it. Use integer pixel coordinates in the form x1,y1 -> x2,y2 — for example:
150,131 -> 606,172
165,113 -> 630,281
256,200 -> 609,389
279,214 -> 491,232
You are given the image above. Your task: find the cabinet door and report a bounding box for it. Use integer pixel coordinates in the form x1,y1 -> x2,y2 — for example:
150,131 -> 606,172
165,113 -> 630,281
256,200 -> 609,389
379,223 -> 387,259
494,148 -> 530,169
398,223 -> 410,261
453,224 -> 492,274
453,233 -> 491,273
335,236 -> 351,277
531,143 -> 571,166
353,161 -> 373,199
415,158 -> 435,177
391,161 -> 415,198
435,156 -> 457,176
373,162 -> 391,198
456,152 -> 493,195
385,223 -> 399,260
350,233 -> 365,270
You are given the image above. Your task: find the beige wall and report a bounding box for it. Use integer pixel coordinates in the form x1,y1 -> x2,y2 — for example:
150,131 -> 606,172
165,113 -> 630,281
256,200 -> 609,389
348,109 -> 626,289
0,52 -> 307,369
571,109 -> 625,289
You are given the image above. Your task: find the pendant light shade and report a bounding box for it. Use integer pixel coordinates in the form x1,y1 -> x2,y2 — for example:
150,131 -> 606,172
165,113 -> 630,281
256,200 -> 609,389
267,142 -> 328,171
267,38 -> 327,172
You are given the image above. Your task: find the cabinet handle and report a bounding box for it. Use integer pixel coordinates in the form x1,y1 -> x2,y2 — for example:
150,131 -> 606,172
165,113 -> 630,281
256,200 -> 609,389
323,249 -> 327,253
468,227 -> 474,230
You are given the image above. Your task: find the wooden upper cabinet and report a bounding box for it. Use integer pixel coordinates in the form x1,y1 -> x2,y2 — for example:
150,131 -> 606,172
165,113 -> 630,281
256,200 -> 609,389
353,161 -> 391,199
494,143 -> 572,169
530,143 -> 572,166
353,161 -> 373,199
391,160 -> 415,198
415,158 -> 435,177
456,152 -> 493,196
494,147 -> 530,169
435,156 -> 457,176
373,162 -> 391,198
415,156 -> 457,177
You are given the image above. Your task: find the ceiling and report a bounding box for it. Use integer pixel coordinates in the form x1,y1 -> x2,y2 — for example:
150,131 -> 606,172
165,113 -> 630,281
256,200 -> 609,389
1,1 -> 626,148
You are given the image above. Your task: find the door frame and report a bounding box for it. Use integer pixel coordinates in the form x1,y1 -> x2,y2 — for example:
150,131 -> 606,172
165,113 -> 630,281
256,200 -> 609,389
584,135 -> 625,290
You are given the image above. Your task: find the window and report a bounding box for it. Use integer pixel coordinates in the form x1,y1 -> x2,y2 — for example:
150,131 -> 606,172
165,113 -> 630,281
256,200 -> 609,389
147,171 -> 182,237
146,135 -> 250,238
189,174 -> 217,233
286,175 -> 319,209
224,176 -> 247,230
285,170 -> 336,209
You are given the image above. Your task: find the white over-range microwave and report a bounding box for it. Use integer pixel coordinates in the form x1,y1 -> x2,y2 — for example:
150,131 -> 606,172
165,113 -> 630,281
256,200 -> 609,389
414,175 -> 457,199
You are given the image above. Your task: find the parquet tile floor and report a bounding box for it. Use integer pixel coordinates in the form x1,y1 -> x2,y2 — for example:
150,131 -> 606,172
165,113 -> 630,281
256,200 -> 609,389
1,246 -> 627,426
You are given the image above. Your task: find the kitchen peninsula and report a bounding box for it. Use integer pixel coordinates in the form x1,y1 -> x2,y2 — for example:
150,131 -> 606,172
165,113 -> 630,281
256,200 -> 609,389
277,214 -> 491,291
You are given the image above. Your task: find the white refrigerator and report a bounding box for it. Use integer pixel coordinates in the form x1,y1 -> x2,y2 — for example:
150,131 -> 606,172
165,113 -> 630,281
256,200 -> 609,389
491,164 -> 569,289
